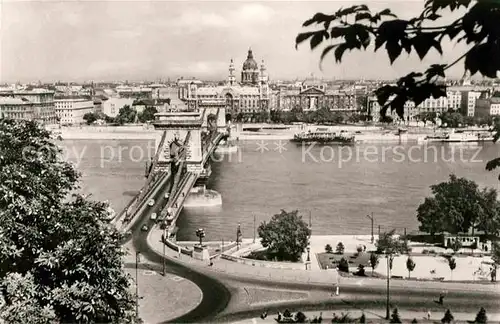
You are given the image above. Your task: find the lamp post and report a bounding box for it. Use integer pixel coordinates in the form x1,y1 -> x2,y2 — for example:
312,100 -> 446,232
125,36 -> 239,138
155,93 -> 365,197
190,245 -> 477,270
386,254 -> 392,320
135,251 -> 141,320
196,228 -> 205,247
306,246 -> 311,270
162,230 -> 166,276
366,213 -> 374,244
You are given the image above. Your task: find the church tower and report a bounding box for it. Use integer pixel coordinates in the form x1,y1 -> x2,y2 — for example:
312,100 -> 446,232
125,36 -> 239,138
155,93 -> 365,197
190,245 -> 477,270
228,59 -> 236,86
259,60 -> 268,85
241,48 -> 260,86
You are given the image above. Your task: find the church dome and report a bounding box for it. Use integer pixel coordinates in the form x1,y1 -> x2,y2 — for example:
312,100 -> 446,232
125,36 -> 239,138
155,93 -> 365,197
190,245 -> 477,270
242,49 -> 258,70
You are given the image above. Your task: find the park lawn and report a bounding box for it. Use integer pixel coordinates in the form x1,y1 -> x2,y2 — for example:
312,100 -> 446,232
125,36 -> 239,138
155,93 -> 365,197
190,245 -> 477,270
316,252 -> 372,270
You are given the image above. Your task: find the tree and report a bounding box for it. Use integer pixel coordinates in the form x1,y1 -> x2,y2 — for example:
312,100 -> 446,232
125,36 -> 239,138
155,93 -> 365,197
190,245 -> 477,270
296,1 -> 500,180
0,119 -> 137,323
370,252 -> 379,275
257,210 -> 311,262
336,242 -> 345,254
442,309 -> 454,324
138,106 -> 157,123
325,244 -> 333,253
448,257 -> 457,280
82,112 -> 98,125
406,257 -> 416,279
390,308 -> 402,323
359,313 -> 366,323
450,239 -> 462,255
416,175 -> 499,236
376,230 -> 408,319
338,257 -> 349,273
115,105 -> 137,125
492,241 -> 500,267
475,307 -> 487,323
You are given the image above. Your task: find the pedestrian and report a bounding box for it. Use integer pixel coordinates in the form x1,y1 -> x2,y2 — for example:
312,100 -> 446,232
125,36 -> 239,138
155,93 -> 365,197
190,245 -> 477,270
438,293 -> 444,305
277,312 -> 282,322
363,245 -> 366,252
427,310 -> 431,320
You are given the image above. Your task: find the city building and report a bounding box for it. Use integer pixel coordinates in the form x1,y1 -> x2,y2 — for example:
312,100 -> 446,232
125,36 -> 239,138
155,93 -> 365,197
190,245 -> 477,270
102,98 -> 134,118
177,48 -> 270,117
54,97 -> 94,125
461,90 -> 484,116
367,96 -> 417,123
475,96 -> 500,117
273,79 -> 357,112
0,89 -> 57,124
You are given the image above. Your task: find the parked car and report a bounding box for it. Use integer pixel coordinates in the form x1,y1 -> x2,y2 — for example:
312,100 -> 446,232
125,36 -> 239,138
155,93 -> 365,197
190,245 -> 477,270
148,199 -> 155,207
150,213 -> 157,221
164,192 -> 170,199
141,224 -> 149,232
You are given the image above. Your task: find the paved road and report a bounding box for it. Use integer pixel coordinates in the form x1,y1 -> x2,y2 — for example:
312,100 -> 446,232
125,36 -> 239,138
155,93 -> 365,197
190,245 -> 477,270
129,176 -> 231,323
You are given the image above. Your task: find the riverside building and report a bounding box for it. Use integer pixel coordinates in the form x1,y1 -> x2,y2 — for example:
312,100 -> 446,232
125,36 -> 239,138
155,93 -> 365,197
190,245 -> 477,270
54,96 -> 94,125
0,89 -> 57,124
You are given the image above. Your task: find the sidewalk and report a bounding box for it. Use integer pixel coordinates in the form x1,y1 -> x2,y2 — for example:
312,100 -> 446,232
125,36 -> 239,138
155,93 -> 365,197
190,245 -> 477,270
229,309 -> 500,324
147,228 -> 500,293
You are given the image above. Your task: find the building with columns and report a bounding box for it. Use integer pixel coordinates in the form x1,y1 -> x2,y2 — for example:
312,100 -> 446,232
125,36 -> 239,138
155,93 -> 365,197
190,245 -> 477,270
0,89 -> 57,124
177,48 -> 270,117
272,79 -> 357,112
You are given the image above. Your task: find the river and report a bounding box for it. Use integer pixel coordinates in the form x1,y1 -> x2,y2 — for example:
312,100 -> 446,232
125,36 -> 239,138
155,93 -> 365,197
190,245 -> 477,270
61,139 -> 500,241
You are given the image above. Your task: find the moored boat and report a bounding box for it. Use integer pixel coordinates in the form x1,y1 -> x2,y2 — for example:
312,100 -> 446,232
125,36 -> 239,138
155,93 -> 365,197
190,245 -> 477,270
291,127 -> 355,144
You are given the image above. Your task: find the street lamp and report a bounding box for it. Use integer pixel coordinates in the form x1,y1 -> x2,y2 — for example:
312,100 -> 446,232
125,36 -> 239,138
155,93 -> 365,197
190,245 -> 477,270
135,251 -> 141,320
366,213 -> 374,244
196,228 -> 205,247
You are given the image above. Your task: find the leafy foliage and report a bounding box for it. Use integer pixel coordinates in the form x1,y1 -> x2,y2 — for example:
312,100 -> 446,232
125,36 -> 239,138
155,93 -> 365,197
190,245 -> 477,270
390,308 -> 402,323
369,252 -> 379,274
338,257 -> 349,273
406,257 -> 416,278
450,238 -> 462,254
325,244 -> 333,253
331,312 -> 354,323
114,105 -> 136,125
0,119 -> 137,323
492,241 -> 500,266
376,230 -> 409,256
442,309 -> 454,324
475,307 -> 487,323
82,112 -> 98,125
336,242 -> 345,254
137,106 -> 157,123
257,210 -> 311,262
416,174 -> 500,235
296,1 -> 500,121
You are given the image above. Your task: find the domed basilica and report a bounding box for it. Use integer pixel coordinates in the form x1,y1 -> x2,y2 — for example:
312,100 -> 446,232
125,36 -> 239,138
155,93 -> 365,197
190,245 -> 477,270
178,48 -> 270,118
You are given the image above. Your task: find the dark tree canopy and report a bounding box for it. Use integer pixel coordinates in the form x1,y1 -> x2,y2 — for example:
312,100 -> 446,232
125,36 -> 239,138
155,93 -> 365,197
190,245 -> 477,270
416,174 -> 500,235
257,210 -> 311,262
115,105 -> 136,125
138,106 -> 158,123
296,0 -> 500,118
0,119 -> 137,323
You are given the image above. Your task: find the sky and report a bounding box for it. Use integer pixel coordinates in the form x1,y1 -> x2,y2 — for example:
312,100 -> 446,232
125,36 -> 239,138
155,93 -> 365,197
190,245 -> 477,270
0,0 -> 471,83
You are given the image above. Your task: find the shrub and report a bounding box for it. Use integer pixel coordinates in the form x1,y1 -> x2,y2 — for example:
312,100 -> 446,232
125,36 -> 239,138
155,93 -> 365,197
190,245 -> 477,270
390,308 -> 402,323
336,242 -> 345,254
411,319 -> 418,323
325,244 -> 333,253
359,313 -> 366,323
429,249 -> 436,254
422,249 -> 429,254
332,313 -> 353,323
295,311 -> 307,323
338,257 -> 349,273
356,245 -> 363,253
442,309 -> 454,323
369,252 -> 379,274
355,264 -> 366,276
475,307 -> 487,323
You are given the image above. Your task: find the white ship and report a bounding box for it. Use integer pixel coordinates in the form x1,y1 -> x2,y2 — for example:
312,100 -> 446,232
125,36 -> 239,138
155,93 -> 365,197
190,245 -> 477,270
425,129 -> 494,142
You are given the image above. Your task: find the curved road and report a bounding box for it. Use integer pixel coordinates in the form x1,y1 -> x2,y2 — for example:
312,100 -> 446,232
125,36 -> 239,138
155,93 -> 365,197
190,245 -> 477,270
123,176 -> 231,323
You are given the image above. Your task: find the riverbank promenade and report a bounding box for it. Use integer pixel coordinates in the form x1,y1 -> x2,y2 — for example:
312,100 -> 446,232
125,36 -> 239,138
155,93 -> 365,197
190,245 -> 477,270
148,228 -> 500,293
